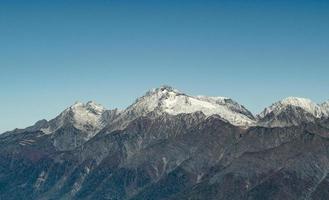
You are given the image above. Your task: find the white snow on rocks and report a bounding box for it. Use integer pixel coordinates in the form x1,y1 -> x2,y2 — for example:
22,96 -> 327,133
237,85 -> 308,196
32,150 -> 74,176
41,101 -> 106,134
120,86 -> 255,126
68,101 -> 106,131
258,97 -> 324,119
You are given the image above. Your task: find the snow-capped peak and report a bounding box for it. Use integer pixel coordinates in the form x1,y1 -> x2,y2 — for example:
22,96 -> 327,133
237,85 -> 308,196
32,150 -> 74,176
258,97 -> 323,119
68,101 -> 105,126
70,101 -> 106,116
41,101 -> 107,134
119,86 -> 255,126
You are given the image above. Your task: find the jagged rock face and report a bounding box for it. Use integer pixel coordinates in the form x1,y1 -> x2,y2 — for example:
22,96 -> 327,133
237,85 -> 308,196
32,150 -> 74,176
1,87 -> 329,200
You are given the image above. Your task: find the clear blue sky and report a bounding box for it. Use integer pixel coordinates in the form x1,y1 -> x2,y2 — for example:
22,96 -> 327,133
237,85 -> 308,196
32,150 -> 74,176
1,0 -> 329,132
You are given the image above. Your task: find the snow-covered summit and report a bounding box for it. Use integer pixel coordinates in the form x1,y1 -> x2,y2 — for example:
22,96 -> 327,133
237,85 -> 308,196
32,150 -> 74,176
41,101 -> 107,135
258,97 -> 323,119
119,86 -> 255,126
67,101 -> 106,128
257,97 -> 328,127
70,101 -> 106,116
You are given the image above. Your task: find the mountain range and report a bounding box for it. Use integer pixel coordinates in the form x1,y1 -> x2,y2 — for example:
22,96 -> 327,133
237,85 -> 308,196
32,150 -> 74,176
1,86 -> 329,200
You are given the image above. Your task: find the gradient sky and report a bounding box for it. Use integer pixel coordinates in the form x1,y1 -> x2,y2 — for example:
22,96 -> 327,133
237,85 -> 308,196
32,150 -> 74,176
1,0 -> 329,133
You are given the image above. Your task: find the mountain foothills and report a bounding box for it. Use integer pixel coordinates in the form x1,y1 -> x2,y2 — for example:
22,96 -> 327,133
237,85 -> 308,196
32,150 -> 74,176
1,86 -> 329,200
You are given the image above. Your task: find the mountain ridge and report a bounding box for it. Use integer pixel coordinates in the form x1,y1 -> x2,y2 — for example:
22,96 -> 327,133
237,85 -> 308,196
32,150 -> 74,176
1,86 -> 329,200
2,86 -> 329,135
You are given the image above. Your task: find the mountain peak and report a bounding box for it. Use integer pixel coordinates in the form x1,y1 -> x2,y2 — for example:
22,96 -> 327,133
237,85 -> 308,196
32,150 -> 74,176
39,101 -> 107,135
69,101 -> 105,115
66,101 -> 106,127
257,97 -> 324,127
280,97 -> 314,106
260,97 -> 323,118
121,86 -> 255,127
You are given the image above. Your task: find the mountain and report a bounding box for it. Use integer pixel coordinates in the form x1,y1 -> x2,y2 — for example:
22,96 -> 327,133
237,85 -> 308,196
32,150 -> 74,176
1,86 -> 329,200
42,101 -> 107,134
2,101 -> 121,151
257,97 -> 326,127
107,86 -> 255,130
